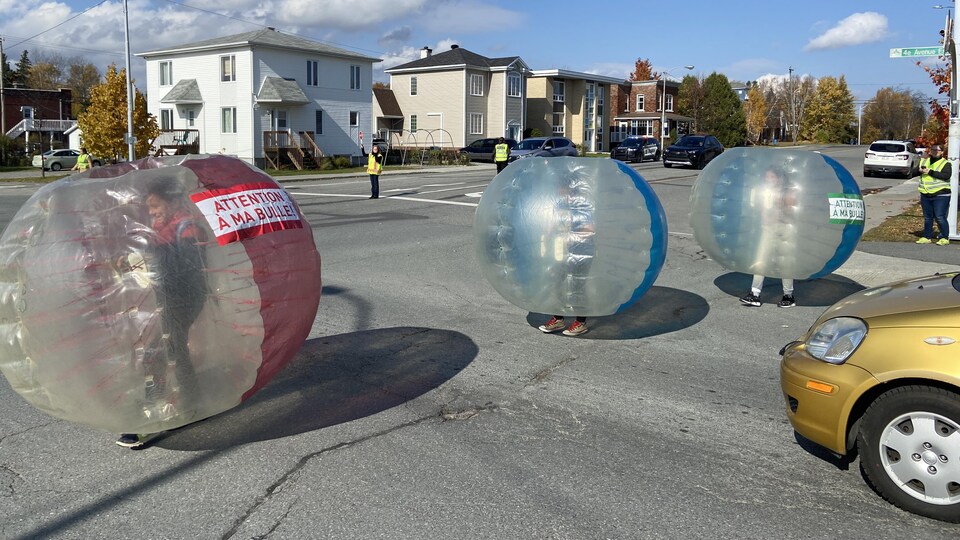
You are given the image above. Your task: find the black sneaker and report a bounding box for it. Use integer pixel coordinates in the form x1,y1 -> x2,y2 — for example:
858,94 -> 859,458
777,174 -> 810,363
777,295 -> 796,308
739,293 -> 761,307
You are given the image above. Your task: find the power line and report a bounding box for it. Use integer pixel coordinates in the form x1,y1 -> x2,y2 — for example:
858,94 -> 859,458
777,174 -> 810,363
8,0 -> 111,50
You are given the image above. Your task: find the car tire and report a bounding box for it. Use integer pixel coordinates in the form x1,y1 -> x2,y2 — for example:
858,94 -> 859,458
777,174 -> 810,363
51,163 -> 62,171
863,169 -> 871,178
654,151 -> 661,161
663,162 -> 672,168
92,160 -> 102,167
696,157 -> 706,170
857,385 -> 960,523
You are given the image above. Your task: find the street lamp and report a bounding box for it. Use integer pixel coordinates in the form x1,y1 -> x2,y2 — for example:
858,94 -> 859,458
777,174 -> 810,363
660,65 -> 694,149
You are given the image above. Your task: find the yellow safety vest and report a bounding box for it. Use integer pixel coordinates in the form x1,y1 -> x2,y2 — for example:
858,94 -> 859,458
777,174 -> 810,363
367,153 -> 382,175
494,143 -> 509,162
76,153 -> 90,170
919,157 -> 950,194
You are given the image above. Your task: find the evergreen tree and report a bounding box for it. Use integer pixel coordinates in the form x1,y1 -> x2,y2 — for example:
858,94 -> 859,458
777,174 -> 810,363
77,64 -> 158,161
13,50 -> 31,87
0,51 -> 12,88
699,73 -> 746,148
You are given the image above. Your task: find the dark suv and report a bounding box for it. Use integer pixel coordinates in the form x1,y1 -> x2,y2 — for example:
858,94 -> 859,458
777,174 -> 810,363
460,138 -> 517,162
663,135 -> 724,169
611,136 -> 661,163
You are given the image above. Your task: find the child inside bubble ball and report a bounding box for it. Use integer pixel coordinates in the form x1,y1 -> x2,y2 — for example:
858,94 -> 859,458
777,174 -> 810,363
116,177 -> 208,448
740,166 -> 798,308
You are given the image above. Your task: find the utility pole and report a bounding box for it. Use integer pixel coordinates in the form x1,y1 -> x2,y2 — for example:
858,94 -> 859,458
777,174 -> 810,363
946,9 -> 959,239
1,35 -> 6,165
788,66 -> 796,143
123,0 -> 136,161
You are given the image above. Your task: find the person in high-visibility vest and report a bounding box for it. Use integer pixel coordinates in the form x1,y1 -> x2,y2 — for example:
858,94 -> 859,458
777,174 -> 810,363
916,144 -> 952,246
493,137 -> 510,174
364,144 -> 384,199
72,147 -> 91,171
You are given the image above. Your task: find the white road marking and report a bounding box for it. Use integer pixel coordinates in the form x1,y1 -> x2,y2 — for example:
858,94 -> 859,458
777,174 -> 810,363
295,192 -> 478,207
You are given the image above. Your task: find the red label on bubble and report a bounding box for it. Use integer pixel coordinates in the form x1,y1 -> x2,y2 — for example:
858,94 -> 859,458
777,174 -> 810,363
190,182 -> 303,246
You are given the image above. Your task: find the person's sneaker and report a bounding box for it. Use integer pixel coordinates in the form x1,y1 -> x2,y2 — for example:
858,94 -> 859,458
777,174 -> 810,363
562,320 -> 588,336
116,433 -> 145,448
916,237 -> 933,244
539,316 -> 565,333
739,293 -> 762,307
777,295 -> 796,308
937,238 -> 951,246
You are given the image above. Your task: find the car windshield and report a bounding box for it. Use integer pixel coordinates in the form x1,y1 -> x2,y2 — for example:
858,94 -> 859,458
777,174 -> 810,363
869,143 -> 907,153
675,136 -> 704,147
619,139 -> 640,148
516,139 -> 545,150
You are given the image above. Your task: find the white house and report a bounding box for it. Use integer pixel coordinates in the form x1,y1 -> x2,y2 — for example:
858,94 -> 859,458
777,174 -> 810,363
137,28 -> 381,168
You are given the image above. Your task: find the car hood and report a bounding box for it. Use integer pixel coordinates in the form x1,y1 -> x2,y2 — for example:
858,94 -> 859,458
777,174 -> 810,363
666,145 -> 702,152
816,273 -> 960,328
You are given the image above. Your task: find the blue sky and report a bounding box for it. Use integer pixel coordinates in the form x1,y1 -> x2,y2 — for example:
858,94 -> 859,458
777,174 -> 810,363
0,0 -> 950,103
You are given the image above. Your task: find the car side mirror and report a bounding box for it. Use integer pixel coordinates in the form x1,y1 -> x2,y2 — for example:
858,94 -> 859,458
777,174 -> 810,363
544,145 -> 553,150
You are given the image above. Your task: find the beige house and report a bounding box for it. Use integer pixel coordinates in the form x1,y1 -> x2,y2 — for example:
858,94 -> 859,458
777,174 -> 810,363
527,70 -> 625,153
383,45 -> 530,148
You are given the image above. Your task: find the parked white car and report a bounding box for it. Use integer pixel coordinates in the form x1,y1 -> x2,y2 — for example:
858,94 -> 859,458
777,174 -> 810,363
863,140 -> 920,178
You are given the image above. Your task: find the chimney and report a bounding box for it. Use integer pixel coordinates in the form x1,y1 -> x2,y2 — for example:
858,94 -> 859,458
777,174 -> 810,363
420,46 -> 432,59
450,44 -> 459,49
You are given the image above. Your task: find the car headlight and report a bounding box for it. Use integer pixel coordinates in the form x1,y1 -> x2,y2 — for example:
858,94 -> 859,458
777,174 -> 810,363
804,317 -> 867,364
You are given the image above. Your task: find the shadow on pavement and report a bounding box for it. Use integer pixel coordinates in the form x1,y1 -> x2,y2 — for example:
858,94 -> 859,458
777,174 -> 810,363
526,286 -> 709,340
713,272 -> 866,307
155,327 -> 478,451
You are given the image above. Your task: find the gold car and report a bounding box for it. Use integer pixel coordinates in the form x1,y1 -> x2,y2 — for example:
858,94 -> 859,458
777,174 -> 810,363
780,272 -> 960,523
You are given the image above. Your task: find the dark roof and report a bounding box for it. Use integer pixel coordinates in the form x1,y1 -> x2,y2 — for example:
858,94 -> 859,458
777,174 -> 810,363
385,47 -> 525,73
160,79 -> 202,104
256,77 -> 309,104
373,88 -> 403,117
138,28 -> 380,62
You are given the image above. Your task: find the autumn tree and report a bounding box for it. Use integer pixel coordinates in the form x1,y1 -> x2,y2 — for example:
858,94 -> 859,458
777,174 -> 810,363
66,62 -> 102,115
27,62 -> 62,90
698,72 -> 746,148
743,85 -> 768,144
629,58 -> 659,82
77,64 -> 158,161
800,76 -> 856,143
372,81 -> 389,89
861,88 -> 927,142
916,55 -> 950,146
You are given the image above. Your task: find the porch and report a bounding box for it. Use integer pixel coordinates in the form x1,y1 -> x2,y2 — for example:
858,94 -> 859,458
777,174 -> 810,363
262,130 -> 323,170
153,129 -> 200,156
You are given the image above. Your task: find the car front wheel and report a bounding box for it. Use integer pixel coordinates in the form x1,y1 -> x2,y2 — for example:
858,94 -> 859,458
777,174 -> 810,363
857,385 -> 960,523
51,163 -> 62,171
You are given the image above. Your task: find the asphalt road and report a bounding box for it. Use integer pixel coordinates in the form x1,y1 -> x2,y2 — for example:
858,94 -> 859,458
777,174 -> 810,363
1,147 -> 959,539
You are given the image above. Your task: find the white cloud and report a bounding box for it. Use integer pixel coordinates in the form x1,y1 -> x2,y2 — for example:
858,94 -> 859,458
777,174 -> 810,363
804,12 -> 889,51
583,62 -> 632,80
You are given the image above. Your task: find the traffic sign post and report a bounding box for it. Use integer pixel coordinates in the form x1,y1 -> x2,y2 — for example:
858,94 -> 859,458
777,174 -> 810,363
889,46 -> 944,58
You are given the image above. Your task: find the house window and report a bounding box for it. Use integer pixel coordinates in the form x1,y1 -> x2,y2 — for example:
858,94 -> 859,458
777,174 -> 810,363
635,95 -> 644,112
350,111 -> 359,127
507,73 -> 521,97
552,112 -> 564,134
666,94 -> 674,112
553,81 -> 564,102
410,76 -> 418,96
221,55 -> 236,82
159,61 -> 172,86
410,114 -> 417,132
160,109 -> 173,130
470,74 -> 483,96
221,107 -> 237,133
469,113 -> 483,135
315,109 -> 323,135
350,65 -> 361,90
640,120 -> 653,136
187,110 -> 195,127
307,61 -> 318,86
275,110 -> 288,130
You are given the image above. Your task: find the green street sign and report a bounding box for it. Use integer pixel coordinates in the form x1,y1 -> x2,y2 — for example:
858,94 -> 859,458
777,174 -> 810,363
890,46 -> 944,58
